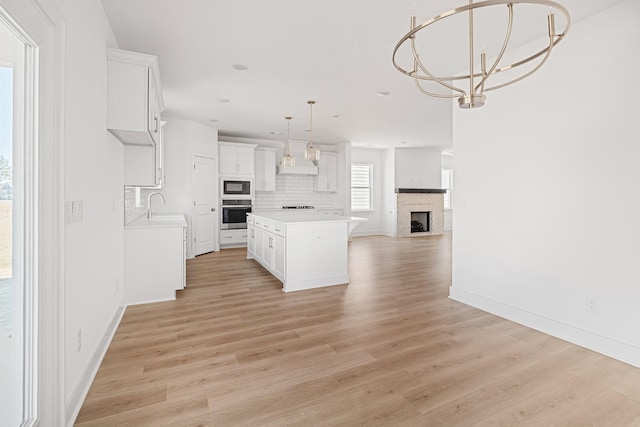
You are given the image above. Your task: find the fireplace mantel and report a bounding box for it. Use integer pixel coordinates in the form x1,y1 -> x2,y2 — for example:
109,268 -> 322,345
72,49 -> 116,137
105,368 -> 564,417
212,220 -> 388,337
395,188 -> 446,194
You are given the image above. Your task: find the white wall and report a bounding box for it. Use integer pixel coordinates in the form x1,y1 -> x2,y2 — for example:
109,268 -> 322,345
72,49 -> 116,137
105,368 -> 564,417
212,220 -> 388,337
140,119 -> 218,258
451,0 -> 640,367
351,147 -> 385,235
58,0 -> 124,416
381,148 -> 396,236
442,153 -> 453,170
442,153 -> 453,231
394,147 -> 442,189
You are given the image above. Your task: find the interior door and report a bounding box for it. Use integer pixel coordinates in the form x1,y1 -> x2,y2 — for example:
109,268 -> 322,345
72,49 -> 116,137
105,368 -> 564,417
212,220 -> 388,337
192,154 -> 217,256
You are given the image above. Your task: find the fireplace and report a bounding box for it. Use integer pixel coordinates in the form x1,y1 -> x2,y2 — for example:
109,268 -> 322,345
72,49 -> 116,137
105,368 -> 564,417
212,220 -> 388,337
411,211 -> 431,233
395,189 -> 445,237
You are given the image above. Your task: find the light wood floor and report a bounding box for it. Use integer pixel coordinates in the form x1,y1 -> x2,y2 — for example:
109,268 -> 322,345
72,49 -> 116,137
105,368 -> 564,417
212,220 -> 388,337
76,234 -> 640,426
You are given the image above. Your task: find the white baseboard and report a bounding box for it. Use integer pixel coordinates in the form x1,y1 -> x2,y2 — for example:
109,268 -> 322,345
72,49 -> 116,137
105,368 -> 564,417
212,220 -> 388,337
283,274 -> 350,292
449,287 -> 640,368
352,229 -> 385,237
66,305 -> 125,427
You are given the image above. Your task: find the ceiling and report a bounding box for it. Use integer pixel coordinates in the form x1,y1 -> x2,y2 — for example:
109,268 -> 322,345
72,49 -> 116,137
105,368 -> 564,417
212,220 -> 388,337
99,0 -> 625,150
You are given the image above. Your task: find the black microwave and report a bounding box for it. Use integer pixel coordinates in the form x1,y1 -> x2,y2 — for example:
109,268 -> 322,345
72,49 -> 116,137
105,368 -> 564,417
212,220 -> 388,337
222,180 -> 251,196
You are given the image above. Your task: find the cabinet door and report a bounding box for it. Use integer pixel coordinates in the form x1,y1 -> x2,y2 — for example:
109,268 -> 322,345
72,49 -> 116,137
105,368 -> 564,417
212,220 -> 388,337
326,154 -> 337,191
262,233 -> 273,270
219,145 -> 238,175
154,122 -> 165,187
254,226 -> 264,263
236,145 -> 255,175
315,152 -> 337,192
254,149 -> 265,191
255,149 -> 276,192
315,152 -> 338,192
107,48 -> 163,147
147,69 -> 161,146
272,234 -> 286,281
124,145 -> 155,186
263,149 -> 276,191
247,224 -> 256,256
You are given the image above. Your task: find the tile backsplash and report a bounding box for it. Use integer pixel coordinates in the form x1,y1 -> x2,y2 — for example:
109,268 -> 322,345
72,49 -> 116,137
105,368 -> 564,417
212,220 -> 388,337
255,174 -> 340,210
124,187 -> 146,224
124,174 -> 342,225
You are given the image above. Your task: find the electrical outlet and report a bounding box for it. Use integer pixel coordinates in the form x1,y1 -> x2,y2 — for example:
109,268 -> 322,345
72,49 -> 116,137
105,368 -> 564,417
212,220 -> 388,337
585,297 -> 599,313
77,329 -> 82,352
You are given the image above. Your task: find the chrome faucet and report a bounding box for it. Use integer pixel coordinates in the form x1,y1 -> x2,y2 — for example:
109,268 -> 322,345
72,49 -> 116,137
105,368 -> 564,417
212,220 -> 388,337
147,191 -> 166,219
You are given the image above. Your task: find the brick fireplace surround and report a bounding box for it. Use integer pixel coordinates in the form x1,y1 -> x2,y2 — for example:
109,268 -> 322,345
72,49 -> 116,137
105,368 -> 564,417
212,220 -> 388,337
395,189 -> 445,237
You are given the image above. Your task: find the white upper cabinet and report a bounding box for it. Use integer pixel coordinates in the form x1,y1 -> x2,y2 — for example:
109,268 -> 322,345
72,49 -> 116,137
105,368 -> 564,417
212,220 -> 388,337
219,142 -> 257,176
107,48 -> 164,146
254,147 -> 277,192
315,152 -> 338,192
123,120 -> 165,187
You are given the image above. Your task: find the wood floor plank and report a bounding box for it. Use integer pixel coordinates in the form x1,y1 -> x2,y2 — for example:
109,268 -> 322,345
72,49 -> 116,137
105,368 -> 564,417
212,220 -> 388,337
76,234 -> 640,426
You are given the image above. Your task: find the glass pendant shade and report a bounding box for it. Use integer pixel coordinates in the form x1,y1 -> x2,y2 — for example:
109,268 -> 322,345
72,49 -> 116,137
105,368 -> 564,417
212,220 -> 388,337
281,148 -> 295,167
304,143 -> 320,162
281,116 -> 296,167
304,100 -> 320,163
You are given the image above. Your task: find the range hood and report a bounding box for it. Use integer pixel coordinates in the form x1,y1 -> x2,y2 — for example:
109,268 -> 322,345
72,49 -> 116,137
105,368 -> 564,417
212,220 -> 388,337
277,152 -> 319,175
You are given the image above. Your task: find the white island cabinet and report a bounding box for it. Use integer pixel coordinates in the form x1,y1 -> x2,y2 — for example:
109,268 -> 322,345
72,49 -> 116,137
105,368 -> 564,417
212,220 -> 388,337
124,214 -> 187,305
247,212 -> 366,292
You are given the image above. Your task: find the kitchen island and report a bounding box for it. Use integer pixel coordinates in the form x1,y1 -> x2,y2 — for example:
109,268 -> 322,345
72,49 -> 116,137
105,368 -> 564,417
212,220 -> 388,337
246,212 -> 365,292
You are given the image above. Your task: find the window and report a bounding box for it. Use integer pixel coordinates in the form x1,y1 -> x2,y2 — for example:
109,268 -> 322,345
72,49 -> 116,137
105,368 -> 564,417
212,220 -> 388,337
351,163 -> 372,211
442,169 -> 453,209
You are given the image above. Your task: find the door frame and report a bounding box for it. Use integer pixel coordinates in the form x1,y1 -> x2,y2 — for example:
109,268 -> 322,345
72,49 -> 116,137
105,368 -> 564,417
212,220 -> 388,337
0,0 -> 66,425
191,152 -> 218,257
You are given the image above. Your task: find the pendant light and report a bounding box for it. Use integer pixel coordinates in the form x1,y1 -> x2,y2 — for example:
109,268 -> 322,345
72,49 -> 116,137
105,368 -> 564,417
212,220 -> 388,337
304,100 -> 320,164
392,0 -> 571,109
280,116 -> 296,167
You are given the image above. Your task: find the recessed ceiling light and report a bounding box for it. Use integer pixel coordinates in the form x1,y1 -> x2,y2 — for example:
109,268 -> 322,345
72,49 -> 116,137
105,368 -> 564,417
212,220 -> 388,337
401,141 -> 408,144
332,114 -> 342,119
232,64 -> 248,71
218,98 -> 231,103
209,119 -> 219,122
269,131 -> 283,135
377,91 -> 391,97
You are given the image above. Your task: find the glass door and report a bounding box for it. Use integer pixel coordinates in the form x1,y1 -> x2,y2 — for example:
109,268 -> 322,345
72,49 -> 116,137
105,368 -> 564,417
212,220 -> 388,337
0,13 -> 33,426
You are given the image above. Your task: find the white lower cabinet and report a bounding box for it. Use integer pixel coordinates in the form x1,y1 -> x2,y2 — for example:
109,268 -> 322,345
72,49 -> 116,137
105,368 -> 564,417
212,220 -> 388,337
262,233 -> 274,270
220,229 -> 248,247
272,234 -> 286,281
247,223 -> 256,255
124,219 -> 186,305
247,215 -> 286,282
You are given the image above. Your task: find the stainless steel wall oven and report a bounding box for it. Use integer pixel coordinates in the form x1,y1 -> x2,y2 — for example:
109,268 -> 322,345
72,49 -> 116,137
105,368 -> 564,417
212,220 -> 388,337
221,199 -> 252,229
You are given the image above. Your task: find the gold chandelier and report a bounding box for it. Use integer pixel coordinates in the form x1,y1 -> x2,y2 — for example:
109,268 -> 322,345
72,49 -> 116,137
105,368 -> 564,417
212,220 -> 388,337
304,100 -> 320,164
392,0 -> 571,109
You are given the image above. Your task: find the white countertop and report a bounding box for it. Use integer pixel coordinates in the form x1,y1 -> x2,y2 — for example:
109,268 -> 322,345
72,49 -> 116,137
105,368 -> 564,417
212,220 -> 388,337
126,214 -> 187,229
249,211 -> 367,225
